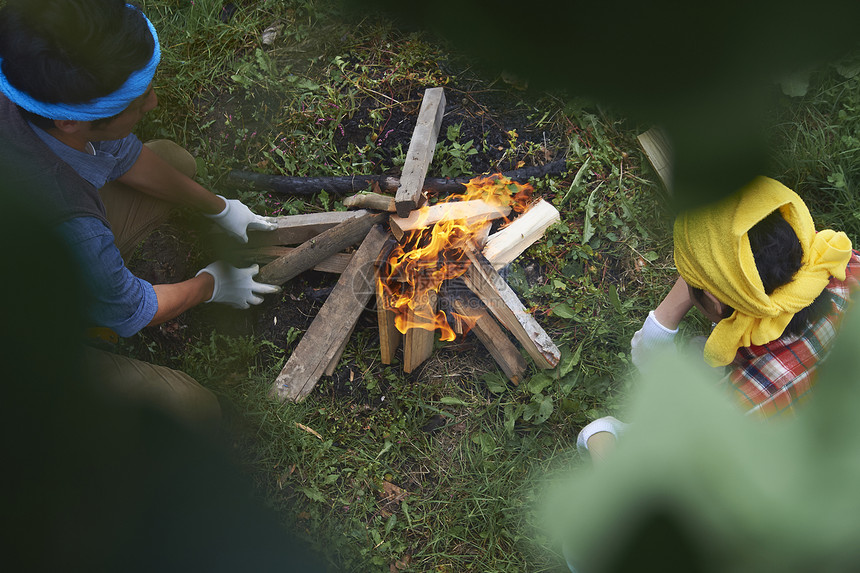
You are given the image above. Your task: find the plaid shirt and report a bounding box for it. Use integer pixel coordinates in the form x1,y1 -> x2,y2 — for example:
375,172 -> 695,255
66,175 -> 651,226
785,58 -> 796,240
728,250 -> 860,419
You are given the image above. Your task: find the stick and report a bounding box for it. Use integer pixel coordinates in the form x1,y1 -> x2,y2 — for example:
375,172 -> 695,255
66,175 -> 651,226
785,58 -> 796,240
395,87 -> 446,217
377,285 -> 401,365
228,158 -> 568,196
269,225 -> 389,402
343,192 -> 397,212
257,211 -> 387,286
482,199 -> 561,269
462,245 -> 560,369
389,199 -> 511,241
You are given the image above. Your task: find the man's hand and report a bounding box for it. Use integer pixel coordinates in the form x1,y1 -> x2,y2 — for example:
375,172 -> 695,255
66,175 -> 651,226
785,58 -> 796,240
196,261 -> 280,309
204,195 -> 278,243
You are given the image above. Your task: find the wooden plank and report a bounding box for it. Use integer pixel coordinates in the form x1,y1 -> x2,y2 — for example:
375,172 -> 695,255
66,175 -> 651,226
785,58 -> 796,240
376,285 -> 401,365
246,210 -> 368,247
462,245 -> 560,369
452,296 -> 526,385
325,323 -> 355,376
482,199 -> 560,269
258,211 -> 388,286
389,199 -> 511,241
637,126 -> 673,193
395,87 -> 447,217
234,246 -> 353,273
343,192 -> 397,212
403,290 -> 437,374
269,225 -> 389,402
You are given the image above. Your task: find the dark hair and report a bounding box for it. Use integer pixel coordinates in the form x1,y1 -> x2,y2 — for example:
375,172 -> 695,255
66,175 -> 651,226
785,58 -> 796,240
0,0 -> 153,125
692,210 -> 831,336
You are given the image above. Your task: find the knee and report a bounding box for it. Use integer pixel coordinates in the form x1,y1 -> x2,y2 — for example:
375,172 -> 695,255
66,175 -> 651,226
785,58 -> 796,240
144,139 -> 197,178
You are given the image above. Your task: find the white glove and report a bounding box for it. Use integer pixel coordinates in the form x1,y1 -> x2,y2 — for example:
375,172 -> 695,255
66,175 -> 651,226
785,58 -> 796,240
196,261 -> 280,309
204,195 -> 277,243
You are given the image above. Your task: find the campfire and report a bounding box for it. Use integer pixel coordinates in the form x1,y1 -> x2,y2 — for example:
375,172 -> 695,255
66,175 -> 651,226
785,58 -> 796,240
232,88 -> 562,402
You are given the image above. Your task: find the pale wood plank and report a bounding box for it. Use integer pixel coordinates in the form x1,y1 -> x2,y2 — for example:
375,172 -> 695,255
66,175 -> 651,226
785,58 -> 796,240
389,199 -> 510,241
482,199 -> 560,269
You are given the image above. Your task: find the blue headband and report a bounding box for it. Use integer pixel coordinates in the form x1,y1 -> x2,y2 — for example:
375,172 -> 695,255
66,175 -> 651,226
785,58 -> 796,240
0,4 -> 160,121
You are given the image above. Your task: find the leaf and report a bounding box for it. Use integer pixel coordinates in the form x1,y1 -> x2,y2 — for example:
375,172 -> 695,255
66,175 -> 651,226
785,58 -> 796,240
299,486 -> 325,503
582,186 -> 599,244
609,284 -> 624,314
552,303 -> 576,319
527,373 -> 554,395
471,432 -> 496,455
561,157 -> 591,204
559,341 -> 584,377
440,396 -> 468,406
384,514 -> 397,536
482,372 -> 508,394
534,395 -> 554,424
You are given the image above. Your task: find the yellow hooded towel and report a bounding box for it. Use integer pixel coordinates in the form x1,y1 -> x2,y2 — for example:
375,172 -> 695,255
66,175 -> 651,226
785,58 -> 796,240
673,176 -> 852,367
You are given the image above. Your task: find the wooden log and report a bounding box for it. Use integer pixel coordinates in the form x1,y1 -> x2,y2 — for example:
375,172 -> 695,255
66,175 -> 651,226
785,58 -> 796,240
482,199 -> 561,269
395,87 -> 446,217
451,295 -> 526,384
228,157 -> 567,196
269,225 -> 389,402
403,290 -> 437,374
637,126 -> 672,192
376,286 -> 401,365
234,246 -> 353,273
247,210 -> 368,247
389,199 -> 511,241
343,192 -> 397,212
257,211 -> 387,286
462,245 -> 560,369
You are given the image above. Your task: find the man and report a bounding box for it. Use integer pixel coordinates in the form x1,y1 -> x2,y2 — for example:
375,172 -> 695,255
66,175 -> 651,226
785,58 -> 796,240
578,176 -> 860,458
0,0 -> 280,429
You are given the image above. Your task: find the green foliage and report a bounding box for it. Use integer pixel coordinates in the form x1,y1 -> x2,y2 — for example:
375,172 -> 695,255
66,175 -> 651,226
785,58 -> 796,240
433,123 -> 478,178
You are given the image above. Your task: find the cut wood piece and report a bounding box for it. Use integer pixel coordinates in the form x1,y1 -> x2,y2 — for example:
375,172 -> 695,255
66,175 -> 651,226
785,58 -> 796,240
452,296 -> 526,384
343,192 -> 397,212
325,323 -> 355,376
403,290 -> 437,374
389,199 -> 511,241
395,87 -> 446,217
247,210 -> 368,247
462,245 -> 561,369
482,199 -> 560,269
637,126 -> 673,192
258,211 -> 388,286
270,225 -> 389,402
234,246 -> 353,273
376,285 -> 401,365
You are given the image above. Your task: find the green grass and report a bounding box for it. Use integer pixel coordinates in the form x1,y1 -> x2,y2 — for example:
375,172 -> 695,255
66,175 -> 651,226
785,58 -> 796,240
123,1 -> 860,571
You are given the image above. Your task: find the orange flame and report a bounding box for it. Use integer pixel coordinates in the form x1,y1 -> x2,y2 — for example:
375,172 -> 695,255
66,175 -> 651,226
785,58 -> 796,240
378,174 -> 534,341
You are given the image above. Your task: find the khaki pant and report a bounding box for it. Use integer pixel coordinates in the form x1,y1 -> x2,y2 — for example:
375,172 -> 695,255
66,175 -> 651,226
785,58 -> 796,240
84,140 -> 221,432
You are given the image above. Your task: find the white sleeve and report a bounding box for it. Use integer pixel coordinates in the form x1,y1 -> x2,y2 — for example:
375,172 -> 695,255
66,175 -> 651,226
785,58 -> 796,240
631,310 -> 679,371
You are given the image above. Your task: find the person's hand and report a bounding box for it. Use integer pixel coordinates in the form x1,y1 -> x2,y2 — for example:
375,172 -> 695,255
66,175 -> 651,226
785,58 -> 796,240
204,195 -> 277,243
196,261 -> 280,309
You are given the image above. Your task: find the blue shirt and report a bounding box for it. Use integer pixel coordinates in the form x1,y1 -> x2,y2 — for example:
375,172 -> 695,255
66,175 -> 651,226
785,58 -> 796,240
33,126 -> 158,337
